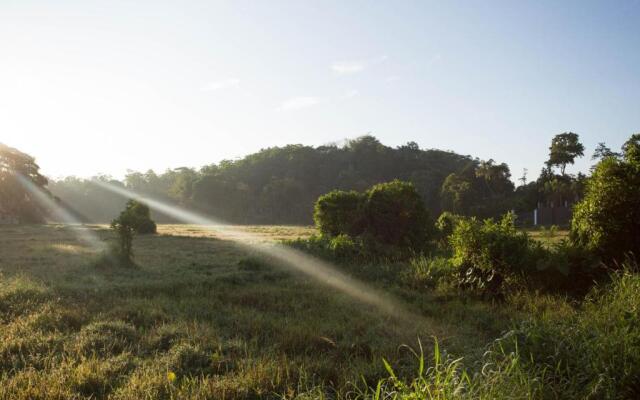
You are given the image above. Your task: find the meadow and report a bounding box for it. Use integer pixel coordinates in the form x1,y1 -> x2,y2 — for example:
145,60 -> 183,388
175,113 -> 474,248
1,224 -> 638,399
0,223 -> 525,399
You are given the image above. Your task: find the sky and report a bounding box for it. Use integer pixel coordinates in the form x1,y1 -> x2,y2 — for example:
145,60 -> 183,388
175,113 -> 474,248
1,0 -> 639,181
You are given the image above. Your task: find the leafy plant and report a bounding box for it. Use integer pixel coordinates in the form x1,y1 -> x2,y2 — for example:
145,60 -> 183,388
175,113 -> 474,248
571,135 -> 640,260
122,200 -> 157,234
449,212 -> 541,296
110,206 -> 136,265
314,190 -> 365,237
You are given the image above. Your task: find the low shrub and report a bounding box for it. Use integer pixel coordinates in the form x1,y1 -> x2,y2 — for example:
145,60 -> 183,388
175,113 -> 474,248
449,212 -> 542,296
401,255 -> 455,290
435,211 -> 460,248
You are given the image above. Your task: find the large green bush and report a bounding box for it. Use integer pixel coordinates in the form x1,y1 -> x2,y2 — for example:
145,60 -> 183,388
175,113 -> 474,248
313,190 -> 365,237
364,180 -> 432,250
312,180 -> 433,256
571,134 -> 640,259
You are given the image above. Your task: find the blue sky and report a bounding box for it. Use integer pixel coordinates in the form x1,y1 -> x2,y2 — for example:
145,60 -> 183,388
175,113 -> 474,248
1,0 -> 638,180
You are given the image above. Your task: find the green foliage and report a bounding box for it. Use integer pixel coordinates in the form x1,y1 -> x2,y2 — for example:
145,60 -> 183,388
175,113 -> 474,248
571,141 -> 640,259
402,255 -> 455,290
110,205 -> 137,265
546,132 -> 585,175
449,213 -> 541,295
622,133 -> 640,165
0,143 -> 49,223
314,190 -> 365,237
364,180 -> 432,250
440,160 -> 515,218
435,211 -> 460,246
342,267 -> 640,400
49,136 -> 486,224
309,180 -> 434,260
511,267 -> 640,398
122,199 -> 157,234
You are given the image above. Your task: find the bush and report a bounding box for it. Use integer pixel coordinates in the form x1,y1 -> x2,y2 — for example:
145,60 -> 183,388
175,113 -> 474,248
402,255 -> 455,289
312,180 -> 434,256
314,190 -> 365,237
571,141 -> 640,260
435,211 -> 460,247
364,180 -> 433,250
449,212 -> 542,295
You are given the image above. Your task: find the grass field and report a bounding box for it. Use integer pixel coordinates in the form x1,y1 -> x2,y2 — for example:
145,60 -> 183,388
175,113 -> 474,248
0,224 -> 573,399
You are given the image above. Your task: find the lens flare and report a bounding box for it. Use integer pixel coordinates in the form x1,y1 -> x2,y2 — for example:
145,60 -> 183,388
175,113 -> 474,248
17,174 -> 106,251
91,180 -> 430,324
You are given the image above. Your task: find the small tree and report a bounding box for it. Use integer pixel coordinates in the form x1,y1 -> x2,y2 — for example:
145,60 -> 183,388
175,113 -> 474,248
123,200 -> 157,234
546,132 -> 585,176
110,210 -> 135,265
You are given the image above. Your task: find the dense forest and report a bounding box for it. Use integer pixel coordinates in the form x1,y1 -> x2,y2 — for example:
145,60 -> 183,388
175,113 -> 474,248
45,134 -> 585,225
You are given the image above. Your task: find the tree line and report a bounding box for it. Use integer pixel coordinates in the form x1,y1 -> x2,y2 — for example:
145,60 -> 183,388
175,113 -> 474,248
1,133 -> 602,224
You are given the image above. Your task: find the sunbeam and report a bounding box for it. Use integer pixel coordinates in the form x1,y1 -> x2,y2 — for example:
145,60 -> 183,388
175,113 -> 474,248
17,174 -> 106,251
91,179 -> 431,325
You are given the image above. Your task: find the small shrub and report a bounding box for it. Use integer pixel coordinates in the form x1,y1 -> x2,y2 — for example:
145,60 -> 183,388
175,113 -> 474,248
449,212 -> 542,295
402,255 -> 455,289
435,211 -> 460,247
328,234 -> 363,260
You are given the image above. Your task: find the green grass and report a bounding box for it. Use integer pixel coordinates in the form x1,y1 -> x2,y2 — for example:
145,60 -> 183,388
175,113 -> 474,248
525,227 -> 569,247
0,224 -> 510,398
0,224 -> 637,399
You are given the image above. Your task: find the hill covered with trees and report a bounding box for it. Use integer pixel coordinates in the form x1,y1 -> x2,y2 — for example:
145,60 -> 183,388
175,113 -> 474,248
48,136 -> 523,224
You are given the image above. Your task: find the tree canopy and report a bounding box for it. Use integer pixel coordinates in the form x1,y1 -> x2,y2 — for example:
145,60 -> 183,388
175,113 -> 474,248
0,143 -> 48,222
571,133 -> 640,259
546,132 -> 585,176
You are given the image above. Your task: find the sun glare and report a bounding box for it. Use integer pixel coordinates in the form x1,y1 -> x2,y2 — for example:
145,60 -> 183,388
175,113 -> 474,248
91,179 -> 430,326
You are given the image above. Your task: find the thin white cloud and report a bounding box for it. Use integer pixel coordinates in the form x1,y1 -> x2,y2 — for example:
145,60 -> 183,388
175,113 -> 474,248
386,75 -> 401,83
331,61 -> 365,75
278,96 -> 321,111
331,55 -> 388,75
201,78 -> 240,91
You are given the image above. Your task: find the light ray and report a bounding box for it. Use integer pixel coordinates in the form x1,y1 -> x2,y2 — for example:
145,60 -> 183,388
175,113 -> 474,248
91,180 -> 430,324
17,174 -> 106,251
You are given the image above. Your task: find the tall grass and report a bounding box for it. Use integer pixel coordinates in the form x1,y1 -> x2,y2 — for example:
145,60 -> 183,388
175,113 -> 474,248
291,265 -> 640,400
